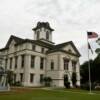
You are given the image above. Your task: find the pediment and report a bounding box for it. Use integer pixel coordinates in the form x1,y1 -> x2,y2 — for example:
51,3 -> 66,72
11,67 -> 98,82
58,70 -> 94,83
60,42 -> 81,57
62,44 -> 77,55
5,36 -> 16,48
5,35 -> 24,48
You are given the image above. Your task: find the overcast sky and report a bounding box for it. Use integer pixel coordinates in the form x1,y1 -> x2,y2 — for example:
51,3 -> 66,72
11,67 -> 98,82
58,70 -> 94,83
0,0 -> 100,63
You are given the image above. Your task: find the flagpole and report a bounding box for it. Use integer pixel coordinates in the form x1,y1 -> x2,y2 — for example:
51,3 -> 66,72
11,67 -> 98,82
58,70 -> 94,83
87,33 -> 92,93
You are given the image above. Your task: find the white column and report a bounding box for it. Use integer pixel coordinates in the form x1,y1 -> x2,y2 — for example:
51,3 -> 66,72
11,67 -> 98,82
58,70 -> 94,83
7,59 -> 10,70
23,54 -> 31,86
3,58 -> 6,70
57,55 -> 64,87
12,57 -> 15,70
16,56 -> 21,81
69,60 -> 73,87
76,60 -> 80,86
34,56 -> 40,86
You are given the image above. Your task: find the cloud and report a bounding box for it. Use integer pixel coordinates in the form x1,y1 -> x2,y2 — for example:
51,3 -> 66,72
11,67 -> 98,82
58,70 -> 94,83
0,0 -> 100,63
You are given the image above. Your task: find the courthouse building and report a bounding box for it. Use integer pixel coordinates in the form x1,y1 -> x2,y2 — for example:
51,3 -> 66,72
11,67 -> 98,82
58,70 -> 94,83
0,22 -> 81,87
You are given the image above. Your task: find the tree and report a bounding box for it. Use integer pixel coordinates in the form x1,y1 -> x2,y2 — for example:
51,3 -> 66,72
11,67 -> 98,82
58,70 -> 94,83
6,70 -> 14,86
71,72 -> 77,87
43,77 -> 52,86
80,60 -> 96,84
64,74 -> 70,88
80,57 -> 100,84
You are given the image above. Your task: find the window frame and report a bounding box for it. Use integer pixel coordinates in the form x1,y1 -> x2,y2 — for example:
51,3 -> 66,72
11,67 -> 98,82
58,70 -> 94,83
51,61 -> 54,70
21,55 -> 25,68
63,58 -> 69,70
46,31 -> 49,40
31,56 -> 35,68
40,57 -> 44,70
30,73 -> 34,83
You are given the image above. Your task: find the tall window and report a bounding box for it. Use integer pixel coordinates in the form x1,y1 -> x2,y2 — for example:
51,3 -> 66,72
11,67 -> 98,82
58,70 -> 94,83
40,57 -> 44,70
40,74 -> 44,83
41,48 -> 44,53
46,31 -> 49,40
5,59 -> 8,69
51,61 -> 54,70
10,58 -> 12,69
31,56 -> 35,68
14,74 -> 16,83
30,73 -> 34,83
63,58 -> 69,70
72,61 -> 77,72
20,73 -> 23,82
21,55 -> 25,68
32,45 -> 35,51
37,31 -> 40,40
15,56 -> 18,69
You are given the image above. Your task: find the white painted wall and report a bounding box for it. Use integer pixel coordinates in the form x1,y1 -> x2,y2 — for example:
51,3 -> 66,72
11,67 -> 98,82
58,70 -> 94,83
34,28 -> 52,42
0,38 -> 80,87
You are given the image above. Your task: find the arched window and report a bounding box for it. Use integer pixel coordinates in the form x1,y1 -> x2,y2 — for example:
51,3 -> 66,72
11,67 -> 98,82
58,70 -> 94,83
46,31 -> 49,40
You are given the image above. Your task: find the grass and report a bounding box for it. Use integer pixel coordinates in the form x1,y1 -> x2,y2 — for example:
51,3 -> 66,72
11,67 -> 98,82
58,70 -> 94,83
0,87 -> 100,100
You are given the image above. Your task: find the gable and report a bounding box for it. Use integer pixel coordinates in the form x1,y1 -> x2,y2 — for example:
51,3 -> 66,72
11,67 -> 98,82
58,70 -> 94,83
5,35 -> 24,48
9,39 -> 16,48
47,41 -> 81,57
62,42 -> 81,57
62,44 -> 77,55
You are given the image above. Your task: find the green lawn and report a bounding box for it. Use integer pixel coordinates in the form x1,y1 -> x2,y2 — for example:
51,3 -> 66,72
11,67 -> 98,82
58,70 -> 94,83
0,88 -> 100,100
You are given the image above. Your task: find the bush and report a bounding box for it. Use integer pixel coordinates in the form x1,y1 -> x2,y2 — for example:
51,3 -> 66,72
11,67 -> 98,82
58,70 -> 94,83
64,82 -> 70,88
95,85 -> 100,91
71,72 -> 77,87
43,77 -> 52,87
94,83 -> 100,90
13,81 -> 22,86
81,83 -> 95,90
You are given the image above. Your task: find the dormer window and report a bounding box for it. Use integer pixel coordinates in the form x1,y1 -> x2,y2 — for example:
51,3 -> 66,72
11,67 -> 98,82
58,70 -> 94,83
37,31 -> 40,40
46,31 -> 49,40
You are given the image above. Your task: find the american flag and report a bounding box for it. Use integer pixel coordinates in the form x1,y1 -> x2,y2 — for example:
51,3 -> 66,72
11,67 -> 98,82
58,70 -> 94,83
87,32 -> 98,39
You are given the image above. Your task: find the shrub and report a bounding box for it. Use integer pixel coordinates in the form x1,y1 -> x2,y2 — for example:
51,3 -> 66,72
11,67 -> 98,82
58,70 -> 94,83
81,82 -> 95,90
64,75 -> 70,88
43,77 -> 52,86
64,82 -> 70,88
71,72 -> 77,87
13,81 -> 22,86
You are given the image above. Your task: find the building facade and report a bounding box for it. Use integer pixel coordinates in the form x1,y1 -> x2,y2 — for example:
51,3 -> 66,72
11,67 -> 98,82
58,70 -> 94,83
0,22 -> 81,87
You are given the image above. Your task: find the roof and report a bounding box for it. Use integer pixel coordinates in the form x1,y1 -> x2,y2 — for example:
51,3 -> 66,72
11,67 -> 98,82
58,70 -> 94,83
6,35 -> 24,48
47,41 -> 81,57
0,35 -> 81,57
32,22 -> 54,31
0,35 -> 54,51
